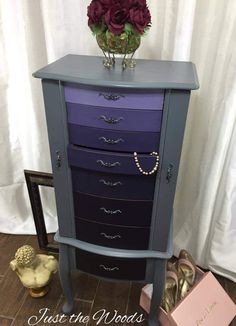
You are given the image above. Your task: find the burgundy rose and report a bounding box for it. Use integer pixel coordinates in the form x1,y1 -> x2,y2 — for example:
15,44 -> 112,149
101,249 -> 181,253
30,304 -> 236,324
128,6 -> 151,34
127,0 -> 147,8
105,3 -> 129,35
87,0 -> 105,26
99,0 -> 115,9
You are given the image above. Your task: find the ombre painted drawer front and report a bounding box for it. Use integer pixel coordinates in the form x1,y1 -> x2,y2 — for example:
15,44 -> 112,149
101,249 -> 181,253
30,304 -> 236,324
64,85 -> 164,110
66,103 -> 163,132
75,218 -> 150,250
68,124 -> 160,153
73,192 -> 152,227
68,145 -> 159,175
76,249 -> 146,281
71,168 -> 155,200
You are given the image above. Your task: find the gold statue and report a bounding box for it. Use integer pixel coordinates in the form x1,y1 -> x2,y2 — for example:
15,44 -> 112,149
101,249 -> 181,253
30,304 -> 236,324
10,245 -> 58,298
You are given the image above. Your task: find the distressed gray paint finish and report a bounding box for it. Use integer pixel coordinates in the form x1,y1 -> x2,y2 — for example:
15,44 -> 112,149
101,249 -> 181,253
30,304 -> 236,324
41,80 -> 75,238
33,54 -> 199,90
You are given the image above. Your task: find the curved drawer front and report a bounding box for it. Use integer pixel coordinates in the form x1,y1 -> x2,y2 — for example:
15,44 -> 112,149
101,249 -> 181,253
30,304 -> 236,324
64,85 -> 164,110
76,249 -> 146,281
67,103 -> 163,132
68,124 -> 160,153
75,218 -> 150,250
68,145 -> 159,175
73,192 -> 152,227
71,168 -> 155,200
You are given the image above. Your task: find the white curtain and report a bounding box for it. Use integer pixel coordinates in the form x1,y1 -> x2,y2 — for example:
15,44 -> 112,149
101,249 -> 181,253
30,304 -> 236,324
0,0 -> 235,281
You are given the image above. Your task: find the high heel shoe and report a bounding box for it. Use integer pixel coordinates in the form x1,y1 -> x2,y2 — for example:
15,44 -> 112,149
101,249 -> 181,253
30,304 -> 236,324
177,250 -> 196,301
161,262 -> 179,312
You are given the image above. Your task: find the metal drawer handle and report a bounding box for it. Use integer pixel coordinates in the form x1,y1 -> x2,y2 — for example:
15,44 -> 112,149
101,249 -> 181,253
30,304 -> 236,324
99,136 -> 124,144
99,93 -> 125,101
100,207 -> 122,215
96,160 -> 121,168
99,264 -> 119,272
100,232 -> 122,240
99,179 -> 123,187
99,115 -> 124,124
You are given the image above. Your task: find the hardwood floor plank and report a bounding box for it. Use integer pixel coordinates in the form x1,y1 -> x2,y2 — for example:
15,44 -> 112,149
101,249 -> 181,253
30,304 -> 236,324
72,271 -> 99,302
0,267 -> 28,317
225,279 -> 236,304
88,280 -> 130,326
12,274 -> 62,326
53,298 -> 91,325
0,234 -> 30,276
0,317 -> 13,326
125,282 -> 148,326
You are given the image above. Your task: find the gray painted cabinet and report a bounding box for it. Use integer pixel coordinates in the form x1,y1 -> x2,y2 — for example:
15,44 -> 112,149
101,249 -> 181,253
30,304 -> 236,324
34,55 -> 199,326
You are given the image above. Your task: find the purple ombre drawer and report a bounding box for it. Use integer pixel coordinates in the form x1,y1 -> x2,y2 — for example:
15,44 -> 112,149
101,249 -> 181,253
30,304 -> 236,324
73,192 -> 152,227
75,218 -> 150,250
64,85 -> 164,110
67,103 -> 163,132
68,124 -> 160,153
68,145 -> 159,175
71,168 -> 155,200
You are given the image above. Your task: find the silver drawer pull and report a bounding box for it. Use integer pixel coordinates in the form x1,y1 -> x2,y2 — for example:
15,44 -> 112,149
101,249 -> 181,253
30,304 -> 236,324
99,93 -> 125,101
99,136 -> 124,144
96,160 -> 121,168
99,179 -> 123,187
100,232 -> 122,240
99,264 -> 119,272
100,207 -> 122,215
99,115 -> 124,124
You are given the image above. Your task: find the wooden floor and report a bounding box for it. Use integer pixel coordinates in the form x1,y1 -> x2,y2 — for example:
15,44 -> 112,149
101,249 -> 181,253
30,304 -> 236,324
0,234 -> 235,326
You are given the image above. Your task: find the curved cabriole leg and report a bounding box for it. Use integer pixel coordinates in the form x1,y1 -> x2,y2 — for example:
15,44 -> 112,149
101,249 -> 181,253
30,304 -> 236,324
59,243 -> 74,314
148,259 -> 166,326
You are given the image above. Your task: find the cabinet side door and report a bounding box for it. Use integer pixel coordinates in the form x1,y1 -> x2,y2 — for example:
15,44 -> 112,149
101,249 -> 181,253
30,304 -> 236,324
42,79 -> 75,238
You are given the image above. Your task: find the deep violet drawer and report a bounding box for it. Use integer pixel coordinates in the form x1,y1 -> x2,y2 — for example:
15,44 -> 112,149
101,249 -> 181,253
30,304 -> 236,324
75,218 -> 150,250
71,168 -> 155,200
64,85 -> 164,110
68,124 -> 160,153
68,145 -> 159,175
66,103 -> 163,132
73,192 -> 153,227
76,249 -> 146,281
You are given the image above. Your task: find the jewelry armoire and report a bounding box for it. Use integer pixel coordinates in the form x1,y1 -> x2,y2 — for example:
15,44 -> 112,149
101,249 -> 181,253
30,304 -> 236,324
34,55 -> 199,325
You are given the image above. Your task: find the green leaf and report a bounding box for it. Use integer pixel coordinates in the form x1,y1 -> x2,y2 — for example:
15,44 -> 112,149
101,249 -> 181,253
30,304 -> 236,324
90,23 -> 106,36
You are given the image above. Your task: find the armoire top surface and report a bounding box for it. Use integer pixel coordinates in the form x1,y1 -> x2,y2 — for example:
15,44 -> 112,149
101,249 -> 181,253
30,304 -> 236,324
33,54 -> 199,90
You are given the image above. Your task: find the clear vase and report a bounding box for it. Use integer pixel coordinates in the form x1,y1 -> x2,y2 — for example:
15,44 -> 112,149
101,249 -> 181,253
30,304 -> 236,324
96,32 -> 141,69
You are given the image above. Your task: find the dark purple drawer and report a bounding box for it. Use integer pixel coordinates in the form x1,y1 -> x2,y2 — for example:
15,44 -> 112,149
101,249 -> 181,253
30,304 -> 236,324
71,168 -> 155,200
68,124 -> 160,153
64,85 -> 164,110
68,145 -> 159,175
75,218 -> 150,250
73,192 -> 152,227
66,103 -> 163,132
76,249 -> 146,281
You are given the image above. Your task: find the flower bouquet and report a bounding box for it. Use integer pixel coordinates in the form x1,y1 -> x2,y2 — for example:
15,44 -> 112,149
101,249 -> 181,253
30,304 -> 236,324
87,0 -> 151,69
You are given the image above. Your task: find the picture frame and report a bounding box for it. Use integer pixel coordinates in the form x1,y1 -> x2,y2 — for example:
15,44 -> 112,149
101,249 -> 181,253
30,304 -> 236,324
24,170 -> 59,253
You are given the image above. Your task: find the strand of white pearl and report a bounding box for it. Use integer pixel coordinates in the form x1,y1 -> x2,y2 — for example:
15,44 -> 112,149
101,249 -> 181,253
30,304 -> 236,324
133,152 -> 159,175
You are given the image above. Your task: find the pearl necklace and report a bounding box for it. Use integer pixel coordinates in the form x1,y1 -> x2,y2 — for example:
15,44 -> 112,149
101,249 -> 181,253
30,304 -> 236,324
134,152 -> 159,175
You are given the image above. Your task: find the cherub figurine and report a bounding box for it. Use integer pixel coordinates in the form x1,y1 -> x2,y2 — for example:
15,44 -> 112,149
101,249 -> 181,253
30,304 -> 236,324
10,245 -> 58,297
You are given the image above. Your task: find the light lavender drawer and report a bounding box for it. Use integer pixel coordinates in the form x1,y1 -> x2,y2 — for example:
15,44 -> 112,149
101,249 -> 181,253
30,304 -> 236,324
67,103 -> 163,132
64,85 -> 164,110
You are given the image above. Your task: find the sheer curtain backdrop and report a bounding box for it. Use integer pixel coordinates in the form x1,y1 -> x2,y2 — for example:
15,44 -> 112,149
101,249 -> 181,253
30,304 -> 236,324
0,0 -> 235,281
